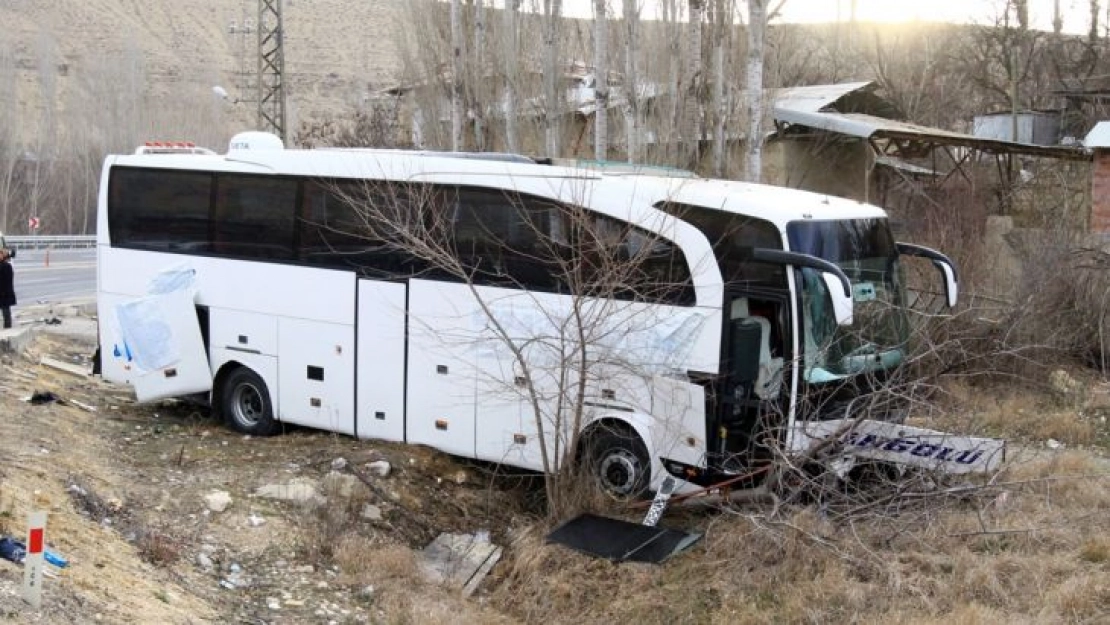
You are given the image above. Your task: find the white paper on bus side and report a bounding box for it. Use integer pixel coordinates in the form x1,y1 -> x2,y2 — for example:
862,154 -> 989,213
147,263 -> 197,295
116,289 -> 213,402
115,295 -> 183,373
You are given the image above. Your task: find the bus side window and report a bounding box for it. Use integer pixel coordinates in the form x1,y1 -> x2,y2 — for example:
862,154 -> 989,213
571,209 -> 694,305
213,174 -> 297,260
449,187 -> 561,292
108,168 -> 213,253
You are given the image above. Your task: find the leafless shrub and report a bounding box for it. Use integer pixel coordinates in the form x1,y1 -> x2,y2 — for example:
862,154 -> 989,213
295,99 -> 412,149
133,526 -> 183,566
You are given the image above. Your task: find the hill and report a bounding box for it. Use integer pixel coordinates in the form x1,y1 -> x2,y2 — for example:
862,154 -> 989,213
0,0 -> 406,146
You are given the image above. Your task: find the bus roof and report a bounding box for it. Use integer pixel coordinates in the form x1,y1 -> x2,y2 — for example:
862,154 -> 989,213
111,132 -> 888,230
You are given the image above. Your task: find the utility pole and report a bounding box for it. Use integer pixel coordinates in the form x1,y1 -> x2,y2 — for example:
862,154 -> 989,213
257,0 -> 287,143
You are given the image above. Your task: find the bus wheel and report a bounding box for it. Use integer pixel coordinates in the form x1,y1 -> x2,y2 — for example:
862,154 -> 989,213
222,367 -> 279,436
585,427 -> 650,500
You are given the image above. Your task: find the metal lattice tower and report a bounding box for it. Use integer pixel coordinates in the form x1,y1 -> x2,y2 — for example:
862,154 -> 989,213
257,0 -> 287,142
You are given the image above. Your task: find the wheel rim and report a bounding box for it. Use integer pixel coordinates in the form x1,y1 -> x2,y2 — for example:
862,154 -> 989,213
597,448 -> 641,497
231,382 -> 265,427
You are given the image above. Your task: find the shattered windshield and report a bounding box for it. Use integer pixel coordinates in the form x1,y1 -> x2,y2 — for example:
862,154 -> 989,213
788,219 -> 909,383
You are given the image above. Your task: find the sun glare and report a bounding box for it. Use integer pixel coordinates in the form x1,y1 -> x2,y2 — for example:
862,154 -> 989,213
777,0 -> 993,26
556,1 -> 1091,35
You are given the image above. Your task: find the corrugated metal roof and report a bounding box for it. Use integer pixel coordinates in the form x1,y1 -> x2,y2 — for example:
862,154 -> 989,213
772,81 -> 875,115
773,82 -> 1089,161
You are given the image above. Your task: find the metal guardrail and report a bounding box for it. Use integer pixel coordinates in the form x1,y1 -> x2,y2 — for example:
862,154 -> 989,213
6,235 -> 97,249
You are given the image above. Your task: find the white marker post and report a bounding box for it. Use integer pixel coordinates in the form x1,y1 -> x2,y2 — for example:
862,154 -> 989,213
22,511 -> 46,609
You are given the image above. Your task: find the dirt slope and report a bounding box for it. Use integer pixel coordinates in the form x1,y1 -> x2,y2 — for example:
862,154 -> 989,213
1,320 -> 1109,624
0,327 -> 524,623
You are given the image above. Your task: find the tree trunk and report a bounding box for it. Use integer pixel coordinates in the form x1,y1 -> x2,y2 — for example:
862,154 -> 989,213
1091,0 -> 1100,43
664,0 -> 682,165
745,0 -> 766,182
623,0 -> 640,164
0,44 -> 17,233
473,0 -> 486,152
593,0 -> 609,161
711,0 -> 728,178
504,0 -> 520,153
450,0 -> 464,152
683,0 -> 706,168
1014,0 -> 1029,30
543,0 -> 564,157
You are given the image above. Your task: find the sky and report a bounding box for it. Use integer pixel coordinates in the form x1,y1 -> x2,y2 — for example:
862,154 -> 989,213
552,1 -> 1103,35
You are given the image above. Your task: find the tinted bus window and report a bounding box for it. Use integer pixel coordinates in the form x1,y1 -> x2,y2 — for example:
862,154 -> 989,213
444,187 -> 693,304
659,202 -> 784,286
571,208 -> 695,305
446,187 -> 564,291
213,174 -> 297,260
300,179 -> 420,276
108,168 -> 213,252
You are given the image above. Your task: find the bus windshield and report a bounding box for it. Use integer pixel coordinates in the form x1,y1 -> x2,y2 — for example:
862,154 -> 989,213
787,218 -> 909,383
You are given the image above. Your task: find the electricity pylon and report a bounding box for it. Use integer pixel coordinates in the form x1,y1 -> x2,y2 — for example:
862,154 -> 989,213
257,0 -> 286,142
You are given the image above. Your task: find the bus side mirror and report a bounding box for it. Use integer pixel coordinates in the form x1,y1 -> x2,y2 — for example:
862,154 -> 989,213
821,271 -> 854,326
896,242 -> 959,309
749,248 -> 855,326
935,260 -> 957,308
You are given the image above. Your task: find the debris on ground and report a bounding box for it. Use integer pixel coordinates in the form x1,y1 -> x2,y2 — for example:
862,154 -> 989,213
419,532 -> 502,598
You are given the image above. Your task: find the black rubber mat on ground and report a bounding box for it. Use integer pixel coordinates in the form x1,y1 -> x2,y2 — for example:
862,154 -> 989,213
546,513 -> 701,563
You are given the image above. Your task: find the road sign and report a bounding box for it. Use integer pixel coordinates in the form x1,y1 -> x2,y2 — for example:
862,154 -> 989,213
28,217 -> 40,230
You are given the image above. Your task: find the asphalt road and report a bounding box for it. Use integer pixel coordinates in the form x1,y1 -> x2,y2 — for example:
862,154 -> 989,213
9,248 -> 97,305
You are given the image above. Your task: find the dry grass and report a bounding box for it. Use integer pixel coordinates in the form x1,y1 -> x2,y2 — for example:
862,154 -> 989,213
331,536 -> 518,624
937,380 -> 1100,447
488,383 -> 1110,625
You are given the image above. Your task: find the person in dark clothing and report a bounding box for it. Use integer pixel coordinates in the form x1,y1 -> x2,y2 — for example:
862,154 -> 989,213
0,249 -> 15,329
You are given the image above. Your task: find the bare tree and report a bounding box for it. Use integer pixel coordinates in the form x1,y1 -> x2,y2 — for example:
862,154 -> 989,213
543,0 -> 565,157
661,0 -> 684,166
451,0 -> 465,151
622,0 -> 641,164
593,0 -> 609,161
744,0 -> 768,182
332,179 -> 697,513
503,0 -> 522,153
28,31 -> 59,231
473,0 -> 487,151
1091,0 -> 1101,44
683,0 -> 707,167
0,43 -> 19,234
709,0 -> 731,178
294,99 -> 410,149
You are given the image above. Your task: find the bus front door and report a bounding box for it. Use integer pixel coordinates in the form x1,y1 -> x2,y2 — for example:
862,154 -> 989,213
714,290 -> 790,471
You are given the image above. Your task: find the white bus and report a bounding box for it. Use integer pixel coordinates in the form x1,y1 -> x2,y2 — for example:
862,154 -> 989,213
96,132 -> 1002,498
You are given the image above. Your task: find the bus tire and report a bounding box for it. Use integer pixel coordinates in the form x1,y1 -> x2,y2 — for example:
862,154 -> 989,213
585,425 -> 650,500
221,367 -> 279,436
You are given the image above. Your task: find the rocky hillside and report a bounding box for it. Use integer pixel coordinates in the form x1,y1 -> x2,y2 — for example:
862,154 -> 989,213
1,0 -> 408,144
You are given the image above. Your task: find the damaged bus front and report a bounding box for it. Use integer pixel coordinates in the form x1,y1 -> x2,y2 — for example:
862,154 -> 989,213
657,193 -> 1003,489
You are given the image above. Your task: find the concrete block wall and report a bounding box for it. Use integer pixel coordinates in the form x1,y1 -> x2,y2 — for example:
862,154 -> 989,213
1091,151 -> 1110,233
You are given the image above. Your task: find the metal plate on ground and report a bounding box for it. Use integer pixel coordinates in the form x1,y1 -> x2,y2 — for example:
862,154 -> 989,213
546,513 -> 700,563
